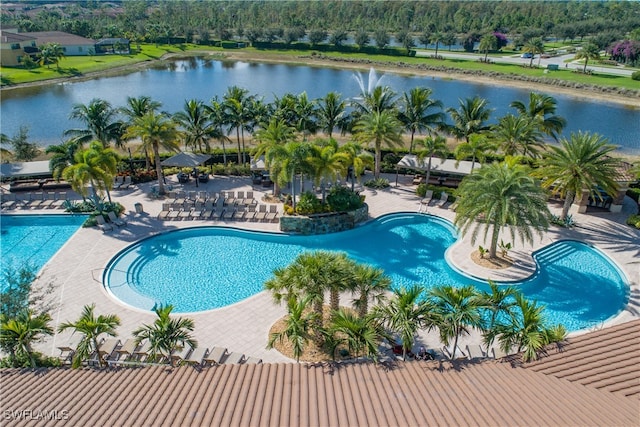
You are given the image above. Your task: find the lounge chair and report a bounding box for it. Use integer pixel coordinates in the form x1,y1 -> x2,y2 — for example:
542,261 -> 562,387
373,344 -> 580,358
465,344 -> 486,360
436,192 -> 449,208
28,192 -> 46,209
266,205 -> 278,222
244,357 -> 262,364
185,347 -> 209,366
203,347 -> 227,366
171,345 -> 193,364
1,193 -> 16,210
133,340 -> 152,361
51,192 -> 67,209
178,203 -> 193,220
225,191 -> 237,206
113,176 -> 124,189
190,202 -> 205,220
120,176 -> 132,190
98,338 -> 121,361
167,204 -> 182,220
202,200 -> 215,219
442,344 -> 466,360
223,352 -> 245,364
114,339 -> 139,362
243,191 -> 256,206
489,345 -> 517,359
95,215 -> 113,232
40,192 -> 57,209
222,207 -> 236,220
158,203 -> 172,220
107,211 -> 127,227
244,204 -> 257,221
234,205 -> 247,221
255,204 -> 267,221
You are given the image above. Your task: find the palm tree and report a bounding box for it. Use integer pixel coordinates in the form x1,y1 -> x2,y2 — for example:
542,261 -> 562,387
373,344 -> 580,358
339,142 -> 374,191
575,43 -> 601,73
123,111 -> 180,195
46,139 -> 81,181
38,42 -> 65,69
64,99 -> 124,147
415,135 -> 449,187
133,304 -> 197,366
353,85 -> 397,115
476,281 -> 519,346
0,310 -> 53,368
254,118 -> 297,196
453,134 -> 493,171
316,91 -> 348,139
279,141 -> 314,209
373,285 -> 435,360
429,32 -> 443,57
398,87 -> 444,153
350,264 -> 391,318
205,97 -> 232,164
522,38 -> 545,67
510,93 -> 566,140
492,114 -> 544,159
293,92 -> 318,140
58,304 -> 121,368
479,34 -> 497,62
173,99 -> 215,153
329,309 -> 390,361
353,110 -> 403,179
534,132 -> 620,221
487,294 -> 566,362
430,285 -> 483,360
454,159 -> 551,258
267,296 -> 316,363
62,141 -> 118,202
308,140 -> 349,204
119,96 -> 163,170
223,86 -> 251,164
447,96 -> 492,143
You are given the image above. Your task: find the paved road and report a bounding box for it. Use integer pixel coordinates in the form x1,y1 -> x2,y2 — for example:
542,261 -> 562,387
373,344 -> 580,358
415,50 -> 635,77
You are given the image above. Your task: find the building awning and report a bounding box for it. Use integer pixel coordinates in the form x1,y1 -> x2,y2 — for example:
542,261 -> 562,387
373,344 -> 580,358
397,154 -> 474,176
250,156 -> 266,171
0,161 -> 51,178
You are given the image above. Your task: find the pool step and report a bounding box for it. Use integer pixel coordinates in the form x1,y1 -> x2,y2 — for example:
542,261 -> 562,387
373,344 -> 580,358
534,242 -> 578,266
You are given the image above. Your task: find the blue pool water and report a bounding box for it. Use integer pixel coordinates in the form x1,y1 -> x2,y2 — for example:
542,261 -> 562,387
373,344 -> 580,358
103,213 -> 628,330
0,214 -> 86,290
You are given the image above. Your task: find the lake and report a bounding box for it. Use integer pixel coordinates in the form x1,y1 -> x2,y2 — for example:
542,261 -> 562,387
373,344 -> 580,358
1,58 -> 639,154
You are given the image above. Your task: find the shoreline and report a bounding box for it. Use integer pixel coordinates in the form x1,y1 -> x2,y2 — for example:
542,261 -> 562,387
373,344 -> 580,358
3,50 -> 640,108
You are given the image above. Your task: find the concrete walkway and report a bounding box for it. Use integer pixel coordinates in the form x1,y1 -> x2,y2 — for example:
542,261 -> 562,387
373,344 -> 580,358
10,172 -> 640,362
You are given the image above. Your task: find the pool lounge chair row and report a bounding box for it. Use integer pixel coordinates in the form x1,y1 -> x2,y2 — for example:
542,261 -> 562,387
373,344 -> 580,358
1,191 -> 71,210
439,344 -> 519,361
167,190 -> 257,207
158,202 -> 279,223
113,176 -> 133,190
96,212 -> 128,233
61,338 -> 263,367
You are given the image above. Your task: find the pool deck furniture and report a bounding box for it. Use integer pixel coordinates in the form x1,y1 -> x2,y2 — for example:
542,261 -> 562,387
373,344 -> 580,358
465,344 -> 486,360
185,347 -> 209,366
114,176 -> 124,189
95,215 -> 113,232
223,352 -> 245,364
442,344 -> 466,360
113,339 -> 139,362
98,338 -> 121,361
436,192 -> 449,208
255,204 -> 268,221
244,357 -> 263,364
171,345 -> 193,364
107,211 -> 127,227
203,347 -> 227,366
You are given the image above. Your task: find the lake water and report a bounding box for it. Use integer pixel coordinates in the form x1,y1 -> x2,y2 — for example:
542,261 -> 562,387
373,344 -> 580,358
1,58 -> 639,154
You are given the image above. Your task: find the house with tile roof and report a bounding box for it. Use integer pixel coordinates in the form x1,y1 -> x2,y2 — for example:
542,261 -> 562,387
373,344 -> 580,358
27,31 -> 95,56
0,30 -> 37,66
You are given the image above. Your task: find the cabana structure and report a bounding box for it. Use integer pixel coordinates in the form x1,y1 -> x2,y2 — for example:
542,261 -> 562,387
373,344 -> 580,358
395,154 -> 475,187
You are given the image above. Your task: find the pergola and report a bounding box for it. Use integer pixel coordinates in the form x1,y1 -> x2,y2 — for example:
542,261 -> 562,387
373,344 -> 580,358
395,154 -> 475,186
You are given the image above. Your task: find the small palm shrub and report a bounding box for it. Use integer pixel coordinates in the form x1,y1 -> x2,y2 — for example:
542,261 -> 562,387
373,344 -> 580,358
551,214 -> 576,228
364,178 -> 390,189
626,214 -> 640,229
326,186 -> 364,212
296,191 -> 324,215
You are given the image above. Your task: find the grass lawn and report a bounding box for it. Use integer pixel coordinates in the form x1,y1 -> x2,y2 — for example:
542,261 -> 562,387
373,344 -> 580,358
1,43 -> 638,91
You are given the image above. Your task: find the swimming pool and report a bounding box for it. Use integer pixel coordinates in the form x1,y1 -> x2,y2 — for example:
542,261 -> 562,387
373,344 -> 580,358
0,214 -> 87,290
103,213 -> 629,330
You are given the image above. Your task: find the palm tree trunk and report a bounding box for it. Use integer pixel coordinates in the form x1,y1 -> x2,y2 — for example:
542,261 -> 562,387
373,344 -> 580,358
562,191 -> 575,220
330,289 -> 340,312
409,130 -> 416,153
451,327 -> 460,359
425,156 -> 433,186
240,128 -> 246,165
291,171 -> 297,209
489,223 -> 500,258
375,142 -> 382,179
358,295 -> 368,318
313,300 -> 324,346
154,143 -> 165,195
235,128 -> 242,164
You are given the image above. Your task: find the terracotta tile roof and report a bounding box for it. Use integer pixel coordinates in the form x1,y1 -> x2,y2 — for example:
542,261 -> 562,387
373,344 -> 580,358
525,319 -> 640,399
1,360 -> 637,426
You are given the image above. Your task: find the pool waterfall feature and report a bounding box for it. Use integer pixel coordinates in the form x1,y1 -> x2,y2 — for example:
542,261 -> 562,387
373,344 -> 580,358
279,205 -> 369,234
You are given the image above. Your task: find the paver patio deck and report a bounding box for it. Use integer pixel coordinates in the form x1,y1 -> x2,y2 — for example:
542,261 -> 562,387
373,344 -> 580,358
3,172 -> 639,362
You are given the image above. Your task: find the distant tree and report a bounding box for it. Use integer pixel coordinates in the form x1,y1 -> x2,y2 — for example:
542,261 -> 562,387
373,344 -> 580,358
355,30 -> 370,49
37,42 -> 65,69
446,96 -> 492,142
442,32 -> 457,51
453,134 -> 494,172
398,87 -> 445,153
308,29 -> 328,45
522,38 -> 545,67
374,29 -> 390,49
1,126 -> 40,161
575,42 -> 601,72
329,29 -> 348,46
479,34 -> 497,62
316,91 -> 348,139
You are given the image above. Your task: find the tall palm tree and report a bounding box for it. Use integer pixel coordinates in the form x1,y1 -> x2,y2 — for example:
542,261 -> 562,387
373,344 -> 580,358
430,285 -> 483,360
350,263 -> 391,318
267,296 -> 316,363
447,96 -> 492,143
479,34 -> 497,62
46,139 -> 81,180
453,134 -> 493,171
62,141 -> 119,202
293,92 -> 318,140
329,309 -> 389,361
534,132 -> 620,220
58,304 -> 121,368
133,304 -> 197,366
454,159 -> 551,258
0,310 -> 53,368
486,294 -> 566,362
575,43 -> 601,73
38,42 -> 65,69
398,87 -> 444,153
373,285 -> 435,360
279,141 -> 314,209
119,96 -> 163,170
415,135 -> 449,186
353,110 -> 403,179
64,99 -> 124,147
173,99 -> 215,153
254,118 -> 297,196
223,86 -> 251,164
308,140 -> 349,204
316,91 -> 348,139
205,97 -> 232,164
339,142 -> 374,191
522,38 -> 545,67
123,111 -> 180,195
510,92 -> 566,140
353,85 -> 397,115
492,114 -> 544,159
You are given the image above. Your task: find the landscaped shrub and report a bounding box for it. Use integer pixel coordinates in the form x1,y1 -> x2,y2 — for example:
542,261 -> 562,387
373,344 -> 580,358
632,71 -> 640,81
326,186 -> 364,212
416,183 -> 428,197
295,191 -> 324,215
626,214 -> 640,229
364,178 -> 390,189
627,187 -> 640,203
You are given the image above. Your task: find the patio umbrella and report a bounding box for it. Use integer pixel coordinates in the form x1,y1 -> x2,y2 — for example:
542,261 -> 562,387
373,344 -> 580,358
161,152 -> 212,187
